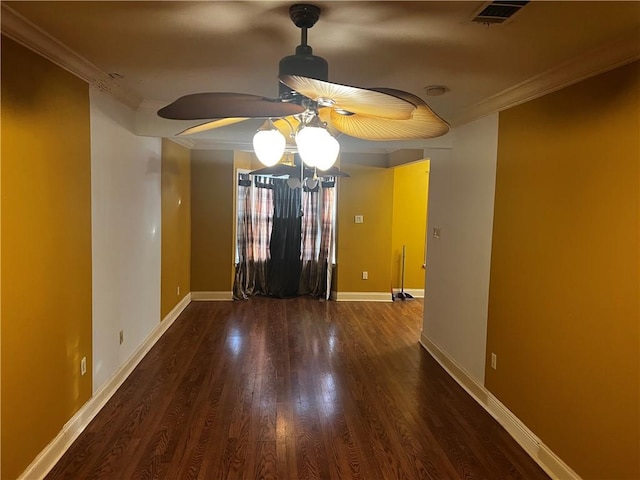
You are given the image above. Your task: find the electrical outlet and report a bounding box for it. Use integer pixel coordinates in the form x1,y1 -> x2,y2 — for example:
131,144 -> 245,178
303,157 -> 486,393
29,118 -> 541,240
80,357 -> 87,376
491,353 -> 497,370
119,330 -> 124,345
433,226 -> 442,239
362,271 -> 368,280
354,215 -> 364,224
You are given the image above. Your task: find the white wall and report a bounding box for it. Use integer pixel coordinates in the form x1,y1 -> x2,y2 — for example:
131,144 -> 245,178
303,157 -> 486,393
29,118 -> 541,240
90,89 -> 162,393
422,114 -> 499,383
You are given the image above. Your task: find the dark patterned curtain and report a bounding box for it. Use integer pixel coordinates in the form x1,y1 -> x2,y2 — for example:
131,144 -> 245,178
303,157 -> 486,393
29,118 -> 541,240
233,173 -> 336,300
299,179 -> 335,298
267,179 -> 302,297
233,175 -> 273,300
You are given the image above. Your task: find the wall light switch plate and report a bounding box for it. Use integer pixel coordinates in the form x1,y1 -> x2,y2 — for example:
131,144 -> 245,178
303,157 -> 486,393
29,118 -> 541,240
354,215 -> 364,224
433,226 -> 441,239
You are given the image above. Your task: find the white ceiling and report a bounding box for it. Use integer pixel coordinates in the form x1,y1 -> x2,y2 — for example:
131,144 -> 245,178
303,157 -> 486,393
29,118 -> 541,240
3,1 -> 639,153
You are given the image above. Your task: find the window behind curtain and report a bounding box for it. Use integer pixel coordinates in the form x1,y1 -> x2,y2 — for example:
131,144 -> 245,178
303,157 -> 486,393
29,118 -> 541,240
234,172 -> 336,299
235,173 -> 273,263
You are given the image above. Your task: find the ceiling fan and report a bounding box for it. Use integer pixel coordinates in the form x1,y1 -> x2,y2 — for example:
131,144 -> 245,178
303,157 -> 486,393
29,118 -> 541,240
158,3 -> 450,172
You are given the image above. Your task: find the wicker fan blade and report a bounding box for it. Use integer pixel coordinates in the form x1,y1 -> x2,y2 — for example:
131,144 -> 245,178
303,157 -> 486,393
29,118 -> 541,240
319,88 -> 449,140
158,92 -> 305,120
279,75 -> 416,120
178,117 -> 249,136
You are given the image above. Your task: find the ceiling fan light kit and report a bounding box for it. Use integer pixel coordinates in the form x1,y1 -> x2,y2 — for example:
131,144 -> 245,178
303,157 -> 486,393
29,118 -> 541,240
158,3 -> 450,175
253,119 -> 287,167
253,112 -> 340,171
295,122 -> 340,170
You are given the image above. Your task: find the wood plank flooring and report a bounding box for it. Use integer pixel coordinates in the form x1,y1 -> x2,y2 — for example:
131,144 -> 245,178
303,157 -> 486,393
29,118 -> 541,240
46,297 -> 550,480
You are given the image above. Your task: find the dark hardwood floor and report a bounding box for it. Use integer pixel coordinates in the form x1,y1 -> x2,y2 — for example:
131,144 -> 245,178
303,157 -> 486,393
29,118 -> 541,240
46,297 -> 549,480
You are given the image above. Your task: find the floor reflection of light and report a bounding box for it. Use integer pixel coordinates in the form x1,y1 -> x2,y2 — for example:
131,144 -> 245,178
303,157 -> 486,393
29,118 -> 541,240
321,372 -> 337,403
227,335 -> 242,355
322,372 -> 335,392
327,324 -> 337,336
276,406 -> 288,440
328,336 -> 336,354
296,394 -> 312,414
323,401 -> 336,417
321,372 -> 337,418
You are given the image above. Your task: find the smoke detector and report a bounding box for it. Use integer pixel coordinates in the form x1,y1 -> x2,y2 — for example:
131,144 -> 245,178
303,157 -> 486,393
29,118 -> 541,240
424,85 -> 450,97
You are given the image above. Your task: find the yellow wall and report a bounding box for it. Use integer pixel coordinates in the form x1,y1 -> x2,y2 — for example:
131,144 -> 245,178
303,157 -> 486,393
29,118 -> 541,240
161,139 -> 191,318
1,37 -> 93,480
195,150 -> 428,296
391,160 -> 429,290
487,61 -> 639,479
336,159 -> 394,292
190,149 -> 235,291
234,150 -> 261,171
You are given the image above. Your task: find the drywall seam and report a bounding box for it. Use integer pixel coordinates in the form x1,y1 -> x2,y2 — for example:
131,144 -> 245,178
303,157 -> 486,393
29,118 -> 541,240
420,333 -> 581,480
17,294 -> 192,480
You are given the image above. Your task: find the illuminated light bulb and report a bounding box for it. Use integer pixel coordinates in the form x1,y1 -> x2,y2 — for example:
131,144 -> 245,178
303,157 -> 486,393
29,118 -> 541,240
315,135 -> 339,171
296,125 -> 340,169
253,120 -> 286,166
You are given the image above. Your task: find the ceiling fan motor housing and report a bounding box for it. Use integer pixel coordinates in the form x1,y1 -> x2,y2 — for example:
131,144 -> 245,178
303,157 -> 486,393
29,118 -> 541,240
279,47 -> 328,96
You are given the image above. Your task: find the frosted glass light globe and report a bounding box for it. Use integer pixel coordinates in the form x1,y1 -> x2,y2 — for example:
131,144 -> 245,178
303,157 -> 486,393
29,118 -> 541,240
253,128 -> 286,167
315,135 -> 340,171
296,126 -> 339,168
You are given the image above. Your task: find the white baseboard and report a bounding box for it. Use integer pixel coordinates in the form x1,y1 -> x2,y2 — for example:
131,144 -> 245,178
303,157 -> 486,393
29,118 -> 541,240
18,294 -> 192,480
333,291 -> 394,302
419,333 -> 581,480
391,288 -> 424,298
191,291 -> 233,301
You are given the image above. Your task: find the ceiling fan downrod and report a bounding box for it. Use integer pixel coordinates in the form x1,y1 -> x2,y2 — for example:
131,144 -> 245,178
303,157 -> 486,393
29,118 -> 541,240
278,4 -> 328,97
290,3 -> 319,48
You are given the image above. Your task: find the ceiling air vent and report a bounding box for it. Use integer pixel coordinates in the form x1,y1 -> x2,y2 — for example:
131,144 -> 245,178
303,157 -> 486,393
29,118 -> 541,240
471,1 -> 530,25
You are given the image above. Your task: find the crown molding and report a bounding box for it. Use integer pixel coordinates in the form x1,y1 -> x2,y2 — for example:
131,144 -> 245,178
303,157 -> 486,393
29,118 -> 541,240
186,138 -> 254,151
1,4 -> 142,110
452,27 -> 640,126
167,137 -> 197,149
